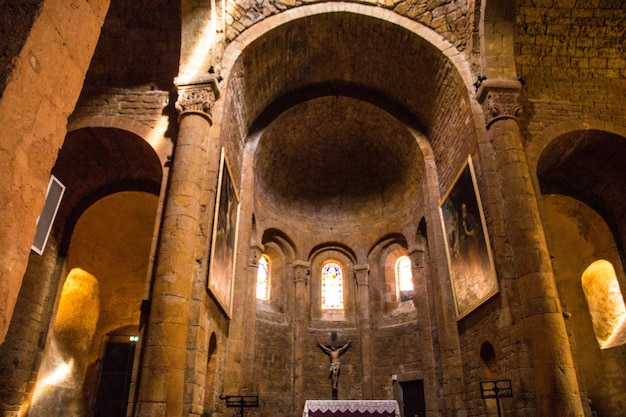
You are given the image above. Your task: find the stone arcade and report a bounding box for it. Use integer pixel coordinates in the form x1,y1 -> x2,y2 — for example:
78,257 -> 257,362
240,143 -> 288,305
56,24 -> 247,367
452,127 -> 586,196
0,1 -> 625,417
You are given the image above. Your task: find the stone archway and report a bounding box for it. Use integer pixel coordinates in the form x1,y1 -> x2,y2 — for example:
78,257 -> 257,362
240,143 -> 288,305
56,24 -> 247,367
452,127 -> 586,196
207,6 -> 482,416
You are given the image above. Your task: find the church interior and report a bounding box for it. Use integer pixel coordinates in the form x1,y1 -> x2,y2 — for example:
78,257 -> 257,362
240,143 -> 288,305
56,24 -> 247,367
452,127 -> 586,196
0,1 -> 625,416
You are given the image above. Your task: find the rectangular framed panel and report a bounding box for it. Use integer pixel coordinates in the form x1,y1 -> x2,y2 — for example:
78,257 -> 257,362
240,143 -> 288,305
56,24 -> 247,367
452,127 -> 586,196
207,148 -> 240,318
31,175 -> 65,255
439,156 -> 498,319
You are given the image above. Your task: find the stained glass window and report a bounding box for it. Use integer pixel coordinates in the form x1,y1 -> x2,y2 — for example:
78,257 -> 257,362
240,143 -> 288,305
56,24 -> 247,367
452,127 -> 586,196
396,255 -> 413,302
256,254 -> 270,301
321,261 -> 344,310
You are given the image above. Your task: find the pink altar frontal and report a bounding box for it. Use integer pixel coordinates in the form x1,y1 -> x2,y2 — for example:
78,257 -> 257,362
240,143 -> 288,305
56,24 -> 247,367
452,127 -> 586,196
302,400 -> 401,417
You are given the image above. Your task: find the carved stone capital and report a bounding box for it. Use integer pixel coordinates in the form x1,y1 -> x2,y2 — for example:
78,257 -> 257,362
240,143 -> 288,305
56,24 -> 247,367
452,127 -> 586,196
408,250 -> 424,269
293,260 -> 310,285
477,79 -> 523,128
354,264 -> 370,287
175,75 -> 220,122
248,245 -> 263,268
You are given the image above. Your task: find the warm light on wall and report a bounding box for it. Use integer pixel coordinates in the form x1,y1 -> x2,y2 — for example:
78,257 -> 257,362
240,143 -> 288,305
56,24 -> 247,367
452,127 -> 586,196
146,115 -> 171,161
582,259 -> 626,349
30,338 -> 75,406
28,268 -> 100,413
40,360 -> 73,386
178,2 -> 218,83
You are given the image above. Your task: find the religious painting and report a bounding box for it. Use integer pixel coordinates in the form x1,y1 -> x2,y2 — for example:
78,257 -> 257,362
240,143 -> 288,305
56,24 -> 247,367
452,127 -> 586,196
208,148 -> 240,318
439,156 -> 498,319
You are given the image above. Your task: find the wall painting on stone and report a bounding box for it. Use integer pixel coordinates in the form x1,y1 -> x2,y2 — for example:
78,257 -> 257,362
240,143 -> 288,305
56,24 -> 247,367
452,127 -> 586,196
439,156 -> 498,319
208,148 -> 240,318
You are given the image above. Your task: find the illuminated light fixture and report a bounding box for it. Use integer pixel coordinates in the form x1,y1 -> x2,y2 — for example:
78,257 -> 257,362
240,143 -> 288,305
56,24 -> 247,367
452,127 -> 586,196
130,335 -> 139,342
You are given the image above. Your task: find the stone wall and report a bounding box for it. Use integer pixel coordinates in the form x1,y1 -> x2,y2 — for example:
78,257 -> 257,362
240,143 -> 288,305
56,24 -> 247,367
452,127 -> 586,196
71,89 -> 171,125
0,0 -> 111,343
0,238 -> 63,417
0,0 -> 44,97
254,321 -> 294,412
543,194 -> 626,417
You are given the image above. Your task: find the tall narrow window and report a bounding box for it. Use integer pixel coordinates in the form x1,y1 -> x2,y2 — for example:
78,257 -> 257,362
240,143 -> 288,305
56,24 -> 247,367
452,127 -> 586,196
256,255 -> 270,301
322,261 -> 344,310
396,256 -> 414,302
582,259 -> 626,349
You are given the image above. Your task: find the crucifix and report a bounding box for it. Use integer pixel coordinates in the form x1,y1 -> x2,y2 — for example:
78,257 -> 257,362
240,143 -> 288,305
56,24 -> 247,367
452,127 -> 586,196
317,331 -> 351,398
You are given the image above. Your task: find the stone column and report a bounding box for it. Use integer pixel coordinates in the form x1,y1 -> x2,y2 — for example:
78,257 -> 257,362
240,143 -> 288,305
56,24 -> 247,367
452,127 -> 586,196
477,79 -> 584,417
292,260 -> 310,416
136,76 -> 220,417
354,264 -> 373,399
241,244 -> 263,392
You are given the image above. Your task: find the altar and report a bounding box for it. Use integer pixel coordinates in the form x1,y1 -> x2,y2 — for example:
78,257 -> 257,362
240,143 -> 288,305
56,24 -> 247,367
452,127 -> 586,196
302,400 -> 401,417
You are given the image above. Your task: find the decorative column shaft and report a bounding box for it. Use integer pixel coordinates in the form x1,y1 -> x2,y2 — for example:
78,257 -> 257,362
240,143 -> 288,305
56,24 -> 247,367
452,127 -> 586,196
292,260 -> 310,417
136,76 -> 220,417
355,264 -> 373,399
478,79 -> 584,417
242,244 -> 263,392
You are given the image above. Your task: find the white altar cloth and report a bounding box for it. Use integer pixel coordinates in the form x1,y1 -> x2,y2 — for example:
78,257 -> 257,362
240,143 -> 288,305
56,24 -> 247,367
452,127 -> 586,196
302,400 -> 400,417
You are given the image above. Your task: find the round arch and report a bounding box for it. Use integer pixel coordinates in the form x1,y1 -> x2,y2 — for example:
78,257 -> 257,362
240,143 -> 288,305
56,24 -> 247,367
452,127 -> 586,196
68,115 -> 173,166
219,2 -> 474,91
211,2 -> 479,157
528,122 -> 626,260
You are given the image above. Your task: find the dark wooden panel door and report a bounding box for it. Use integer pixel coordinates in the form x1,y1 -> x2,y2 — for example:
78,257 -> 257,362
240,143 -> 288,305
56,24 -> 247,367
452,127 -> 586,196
400,380 -> 426,417
94,342 -> 135,417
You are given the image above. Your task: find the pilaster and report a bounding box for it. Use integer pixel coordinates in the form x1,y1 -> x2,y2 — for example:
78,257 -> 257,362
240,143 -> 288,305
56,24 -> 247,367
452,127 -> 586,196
292,260 -> 310,416
354,264 -> 373,399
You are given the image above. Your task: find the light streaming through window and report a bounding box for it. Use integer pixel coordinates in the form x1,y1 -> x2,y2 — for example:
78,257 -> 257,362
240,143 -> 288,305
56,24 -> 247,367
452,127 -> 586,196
256,255 -> 270,301
322,261 -> 344,310
396,255 -> 414,302
582,259 -> 626,349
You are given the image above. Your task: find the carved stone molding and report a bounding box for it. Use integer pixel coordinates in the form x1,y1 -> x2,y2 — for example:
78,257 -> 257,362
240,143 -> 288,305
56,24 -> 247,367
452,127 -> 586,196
408,250 -> 424,269
293,260 -> 310,285
248,244 -> 263,268
477,79 -> 523,128
354,264 -> 370,287
175,75 -> 220,122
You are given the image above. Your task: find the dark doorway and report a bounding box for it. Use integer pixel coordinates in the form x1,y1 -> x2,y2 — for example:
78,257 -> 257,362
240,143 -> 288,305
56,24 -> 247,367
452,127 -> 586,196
400,379 -> 426,417
94,341 -> 136,417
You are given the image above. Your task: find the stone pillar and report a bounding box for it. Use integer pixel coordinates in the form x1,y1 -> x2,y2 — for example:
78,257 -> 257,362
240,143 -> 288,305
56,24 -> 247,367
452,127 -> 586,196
241,244 -> 263,392
292,260 -> 310,416
354,264 -> 373,399
136,76 -> 220,417
477,79 -> 584,417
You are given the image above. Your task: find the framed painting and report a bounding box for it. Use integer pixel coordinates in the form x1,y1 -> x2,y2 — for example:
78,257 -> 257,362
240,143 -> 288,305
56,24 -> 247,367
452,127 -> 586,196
208,148 -> 240,318
439,156 -> 498,319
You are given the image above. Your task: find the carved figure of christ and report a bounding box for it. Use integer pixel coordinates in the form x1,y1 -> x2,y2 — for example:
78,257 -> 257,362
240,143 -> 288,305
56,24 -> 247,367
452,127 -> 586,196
318,338 -> 351,391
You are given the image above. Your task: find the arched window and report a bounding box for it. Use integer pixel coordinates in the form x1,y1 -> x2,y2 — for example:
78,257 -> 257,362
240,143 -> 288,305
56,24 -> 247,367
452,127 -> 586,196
256,254 -> 270,301
321,261 -> 344,310
582,259 -> 626,349
395,255 -> 414,302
